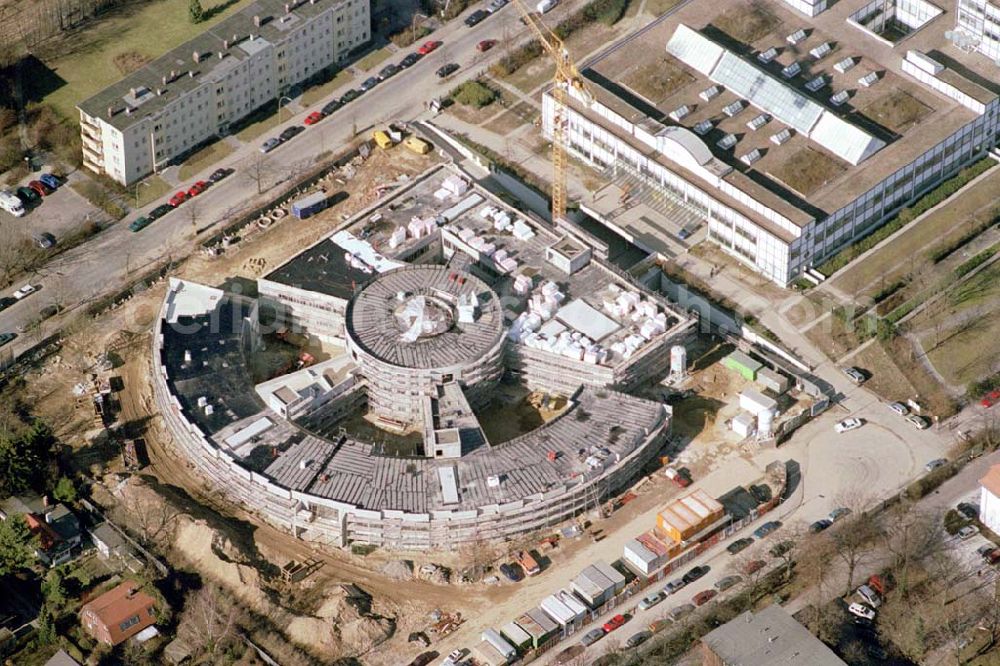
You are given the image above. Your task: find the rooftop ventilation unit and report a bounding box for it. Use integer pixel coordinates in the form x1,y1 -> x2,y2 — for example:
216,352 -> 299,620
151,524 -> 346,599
834,57 -> 856,73
746,114 -> 769,131
692,119 -> 713,135
770,128 -> 793,145
781,62 -> 801,79
805,75 -> 826,92
740,148 -> 762,166
810,42 -> 832,60
716,133 -> 737,150
699,85 -> 723,102
830,90 -> 850,106
723,100 -> 745,117
858,72 -> 879,87
786,29 -> 807,45
757,47 -> 778,64
669,105 -> 693,122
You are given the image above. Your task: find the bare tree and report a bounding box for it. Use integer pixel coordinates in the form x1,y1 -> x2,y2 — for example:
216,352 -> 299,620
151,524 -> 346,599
243,152 -> 272,195
794,531 -> 839,642
112,481 -> 182,546
880,503 -> 943,598
179,584 -> 243,658
828,490 -> 879,594
729,547 -> 770,611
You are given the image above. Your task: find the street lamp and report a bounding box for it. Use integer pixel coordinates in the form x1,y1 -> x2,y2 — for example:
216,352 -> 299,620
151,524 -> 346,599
277,95 -> 294,123
134,181 -> 151,207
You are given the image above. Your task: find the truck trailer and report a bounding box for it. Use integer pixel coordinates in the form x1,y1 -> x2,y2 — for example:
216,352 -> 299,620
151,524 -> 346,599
291,191 -> 329,219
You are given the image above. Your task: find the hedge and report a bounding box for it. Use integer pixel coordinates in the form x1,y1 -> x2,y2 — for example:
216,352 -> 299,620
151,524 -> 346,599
817,158 -> 993,276
451,80 -> 498,108
953,246 -> 997,278
872,279 -> 907,304
928,215 -> 998,263
968,372 -> 1000,399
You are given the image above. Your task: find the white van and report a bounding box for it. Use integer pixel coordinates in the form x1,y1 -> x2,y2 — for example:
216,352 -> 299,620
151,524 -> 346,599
0,190 -> 25,217
856,584 -> 882,608
537,0 -> 558,13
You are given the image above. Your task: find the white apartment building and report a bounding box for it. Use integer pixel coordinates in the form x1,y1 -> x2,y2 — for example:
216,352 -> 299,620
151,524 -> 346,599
78,0 -> 369,185
544,2 -> 1000,285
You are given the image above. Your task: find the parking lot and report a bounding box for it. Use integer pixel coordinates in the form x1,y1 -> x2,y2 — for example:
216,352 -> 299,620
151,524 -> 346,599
1,172 -> 102,249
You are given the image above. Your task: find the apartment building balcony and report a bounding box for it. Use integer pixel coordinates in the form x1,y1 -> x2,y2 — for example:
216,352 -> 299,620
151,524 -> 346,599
82,143 -> 103,167
81,132 -> 102,153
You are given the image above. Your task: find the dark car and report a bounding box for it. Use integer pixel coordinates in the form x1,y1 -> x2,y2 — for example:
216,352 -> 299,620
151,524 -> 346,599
810,519 -> 833,533
668,604 -> 694,621
465,8 -> 489,26
378,63 -> 400,80
39,173 -> 60,190
753,521 -> 782,539
682,565 -> 709,584
279,125 -> 304,142
769,540 -> 794,558
39,304 -> 61,320
148,204 -> 172,220
129,216 -> 152,233
436,63 -> 460,78
407,652 -> 438,666
957,502 -> 979,520
714,575 -> 742,592
0,296 -> 16,312
32,232 -> 56,249
359,76 -> 379,91
626,631 -> 651,648
340,89 -> 362,104
580,627 -> 604,646
0,332 -> 15,347
321,99 -> 343,116
400,52 -> 421,68
498,563 -> 522,582
209,167 -> 234,183
15,186 -> 39,205
727,537 -> 754,555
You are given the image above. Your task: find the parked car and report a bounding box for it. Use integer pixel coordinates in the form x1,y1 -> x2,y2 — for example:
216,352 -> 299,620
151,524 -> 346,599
15,186 -> 39,205
742,559 -> 766,575
32,232 -> 56,249
648,618 -> 671,634
843,366 -> 867,384
321,99 -> 343,116
769,540 -> 794,558
417,40 -> 441,55
487,0 -> 508,10
907,414 -> 931,430
0,297 -> 16,312
848,602 -> 876,620
400,52 -> 421,68
279,126 -> 304,142
38,304 -> 61,320
129,216 -> 152,233
209,167 -> 233,182
0,332 -> 15,347
957,525 -> 979,540
753,521 -> 782,539
13,284 -> 36,300
477,39 -> 497,52
925,458 -> 947,472
857,584 -> 882,608
304,111 -> 324,125
168,191 -> 189,207
810,518 -> 833,533
888,401 -> 909,416
187,180 -> 209,197
148,203 -> 172,220
39,173 -> 60,190
340,89 -> 362,104
638,592 -> 664,611
408,652 -> 438,666
359,76 -> 379,91
692,589 -> 717,606
727,537 -> 754,555
28,180 -> 51,197
260,137 -> 281,153
465,8 -> 489,26
498,563 -> 522,582
714,575 -> 742,592
667,604 -> 694,622
663,578 -> 686,595
978,545 -> 1000,564
829,507 -> 852,522
602,614 -> 626,633
957,502 -> 979,520
378,63 -> 400,80
981,389 -> 1000,408
835,417 -> 864,434
436,63 -> 460,78
446,649 -> 464,663
682,565 -> 709,584
625,631 -> 651,648
580,628 -> 604,646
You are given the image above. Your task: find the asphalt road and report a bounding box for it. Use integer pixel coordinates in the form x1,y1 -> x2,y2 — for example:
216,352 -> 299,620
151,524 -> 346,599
0,0 -> 583,359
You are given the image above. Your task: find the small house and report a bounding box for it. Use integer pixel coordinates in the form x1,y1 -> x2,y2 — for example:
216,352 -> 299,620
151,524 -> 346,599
80,581 -> 159,646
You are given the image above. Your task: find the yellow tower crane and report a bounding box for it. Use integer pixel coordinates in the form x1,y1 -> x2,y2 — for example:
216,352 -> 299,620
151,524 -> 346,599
509,0 -> 594,223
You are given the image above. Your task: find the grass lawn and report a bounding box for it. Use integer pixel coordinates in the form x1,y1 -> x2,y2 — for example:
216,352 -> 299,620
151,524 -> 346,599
178,141 -> 235,180
712,1 -> 781,44
37,0 -> 258,120
851,341 -> 917,403
766,147 -> 846,197
301,70 -> 355,106
643,0 -> 682,16
355,45 -> 394,73
484,100 -> 538,135
234,108 -> 285,142
134,174 -> 173,207
861,89 -> 932,134
621,57 -> 692,104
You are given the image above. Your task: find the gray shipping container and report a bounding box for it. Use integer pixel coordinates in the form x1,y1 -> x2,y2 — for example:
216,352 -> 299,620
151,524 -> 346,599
757,367 -> 790,394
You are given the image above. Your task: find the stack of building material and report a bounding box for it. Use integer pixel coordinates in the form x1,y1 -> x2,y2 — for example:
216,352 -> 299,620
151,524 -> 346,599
442,174 -> 469,196
512,219 -> 535,240
408,216 -> 436,239
388,227 -> 407,249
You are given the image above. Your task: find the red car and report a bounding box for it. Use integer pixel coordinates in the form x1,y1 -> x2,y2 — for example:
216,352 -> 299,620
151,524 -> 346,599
187,181 -> 209,197
602,614 -> 626,633
28,180 -> 51,197
981,389 -> 1000,408
304,111 -> 324,126
742,559 -> 766,575
417,40 -> 441,55
168,191 -> 189,207
477,39 -> 497,52
692,589 -> 717,606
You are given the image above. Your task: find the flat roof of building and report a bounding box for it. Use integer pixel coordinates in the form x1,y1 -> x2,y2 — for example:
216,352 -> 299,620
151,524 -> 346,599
78,0 -> 353,131
586,0 -> 997,219
263,233 -> 394,301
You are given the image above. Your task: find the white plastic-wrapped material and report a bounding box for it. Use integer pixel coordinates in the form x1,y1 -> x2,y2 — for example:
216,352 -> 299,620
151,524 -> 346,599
512,220 -> 535,240
434,187 -> 451,201
542,281 -> 559,297
457,227 -> 475,241
584,348 -> 599,364
640,320 -> 658,340
565,343 -> 584,361
536,304 -> 553,321
524,313 -> 542,332
388,227 -> 407,249
442,174 -> 469,196
481,242 -> 496,256
639,300 -> 657,317
493,248 -> 508,263
611,341 -> 626,356
654,312 -> 667,324
493,210 -> 511,225
494,217 -> 512,232
408,219 -> 425,238
514,274 -> 532,294
499,257 -> 518,272
479,205 -> 497,219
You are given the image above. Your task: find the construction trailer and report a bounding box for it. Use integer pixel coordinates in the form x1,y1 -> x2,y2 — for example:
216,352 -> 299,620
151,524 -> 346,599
722,350 -> 763,381
514,608 -> 559,648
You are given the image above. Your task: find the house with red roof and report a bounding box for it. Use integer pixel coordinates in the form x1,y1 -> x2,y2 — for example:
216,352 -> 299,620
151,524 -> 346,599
80,581 -> 159,646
